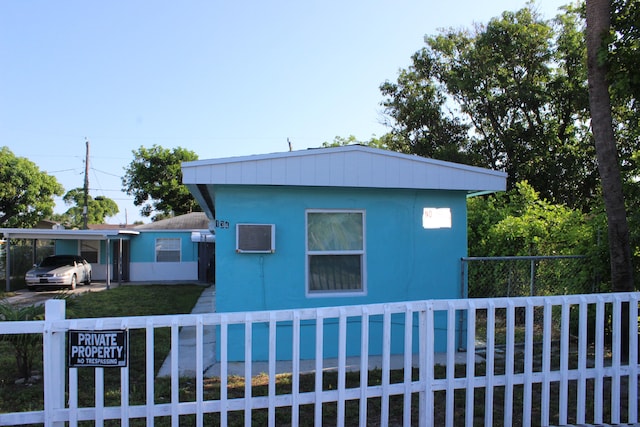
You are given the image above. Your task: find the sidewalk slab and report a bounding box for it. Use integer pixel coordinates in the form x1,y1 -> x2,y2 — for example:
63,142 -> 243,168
157,285 -> 216,377
204,351 -> 477,377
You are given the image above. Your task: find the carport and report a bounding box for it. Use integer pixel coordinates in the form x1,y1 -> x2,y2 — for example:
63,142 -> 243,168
0,228 -> 139,292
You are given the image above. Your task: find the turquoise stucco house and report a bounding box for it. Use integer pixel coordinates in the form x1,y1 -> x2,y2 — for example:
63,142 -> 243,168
182,145 -> 507,360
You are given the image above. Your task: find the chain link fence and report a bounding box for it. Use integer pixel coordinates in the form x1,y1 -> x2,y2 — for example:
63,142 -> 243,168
458,255 -> 606,352
1,239 -> 55,291
462,255 -> 596,298
0,239 -> 5,283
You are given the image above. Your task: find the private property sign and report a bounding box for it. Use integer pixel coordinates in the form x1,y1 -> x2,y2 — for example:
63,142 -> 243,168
68,330 -> 128,368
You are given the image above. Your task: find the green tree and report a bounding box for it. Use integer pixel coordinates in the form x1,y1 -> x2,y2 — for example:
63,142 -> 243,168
468,181 -> 591,257
608,0 -> 640,102
0,147 -> 64,228
122,145 -> 200,221
321,134 -> 389,148
380,5 -> 597,209
0,300 -> 44,381
379,57 -> 477,165
467,181 -> 602,296
56,188 -> 119,228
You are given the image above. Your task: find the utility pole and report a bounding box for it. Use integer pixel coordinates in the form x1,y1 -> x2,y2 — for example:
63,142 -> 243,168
83,138 -> 90,229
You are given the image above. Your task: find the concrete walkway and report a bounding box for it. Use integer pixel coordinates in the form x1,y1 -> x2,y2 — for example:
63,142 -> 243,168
158,286 -> 476,378
203,352 -> 474,378
157,285 -> 216,377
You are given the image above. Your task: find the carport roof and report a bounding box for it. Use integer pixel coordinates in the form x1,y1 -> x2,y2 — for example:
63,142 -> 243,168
0,228 -> 139,241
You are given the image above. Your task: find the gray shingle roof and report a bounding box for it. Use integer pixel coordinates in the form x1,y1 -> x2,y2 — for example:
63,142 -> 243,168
134,212 -> 209,230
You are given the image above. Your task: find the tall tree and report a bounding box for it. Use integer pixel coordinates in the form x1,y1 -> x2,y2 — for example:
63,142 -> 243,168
380,6 -> 597,210
0,146 -> 63,228
321,134 -> 389,149
122,145 -> 200,221
585,0 -> 634,293
379,55 -> 477,165
607,0 -> 640,258
608,0 -> 640,102
57,188 -> 119,228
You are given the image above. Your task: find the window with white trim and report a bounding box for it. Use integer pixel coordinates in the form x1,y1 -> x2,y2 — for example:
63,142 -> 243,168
80,240 -> 99,263
306,210 -> 365,294
155,238 -> 181,262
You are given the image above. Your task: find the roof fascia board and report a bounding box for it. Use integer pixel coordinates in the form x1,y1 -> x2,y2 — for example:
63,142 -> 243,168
181,145 -> 507,192
182,145 -> 506,177
0,229 -> 140,240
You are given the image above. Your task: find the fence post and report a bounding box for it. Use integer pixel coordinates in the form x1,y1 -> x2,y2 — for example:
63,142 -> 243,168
458,258 -> 467,349
460,258 -> 466,298
4,237 -> 10,292
44,299 -> 66,427
530,259 -> 536,296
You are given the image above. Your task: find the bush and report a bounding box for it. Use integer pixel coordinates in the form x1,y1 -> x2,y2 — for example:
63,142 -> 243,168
0,300 -> 45,381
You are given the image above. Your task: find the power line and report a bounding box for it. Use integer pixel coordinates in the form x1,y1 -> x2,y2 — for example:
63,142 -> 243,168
46,168 -> 78,174
87,188 -> 124,192
91,167 -> 123,178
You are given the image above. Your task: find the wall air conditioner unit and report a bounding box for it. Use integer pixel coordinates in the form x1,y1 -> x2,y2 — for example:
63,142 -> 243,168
236,224 -> 275,253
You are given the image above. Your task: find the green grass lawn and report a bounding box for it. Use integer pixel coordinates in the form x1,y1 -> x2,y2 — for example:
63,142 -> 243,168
0,285 -> 205,419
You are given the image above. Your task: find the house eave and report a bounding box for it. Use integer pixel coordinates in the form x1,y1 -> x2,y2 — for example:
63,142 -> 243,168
0,228 -> 140,241
182,146 -> 507,219
182,146 -> 507,191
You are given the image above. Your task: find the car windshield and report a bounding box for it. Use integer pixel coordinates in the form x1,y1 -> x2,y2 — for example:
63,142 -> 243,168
40,257 -> 74,268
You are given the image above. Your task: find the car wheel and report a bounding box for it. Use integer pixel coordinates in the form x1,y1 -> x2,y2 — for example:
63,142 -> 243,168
69,274 -> 77,290
84,273 -> 91,286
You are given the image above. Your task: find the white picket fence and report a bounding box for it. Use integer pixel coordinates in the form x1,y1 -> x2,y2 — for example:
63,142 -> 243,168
1,292 -> 639,426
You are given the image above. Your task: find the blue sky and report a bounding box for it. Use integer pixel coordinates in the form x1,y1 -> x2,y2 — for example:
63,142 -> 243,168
1,0 -> 570,225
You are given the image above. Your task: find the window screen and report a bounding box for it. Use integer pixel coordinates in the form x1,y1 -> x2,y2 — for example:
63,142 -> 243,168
156,238 -> 181,262
80,240 -> 99,263
306,210 -> 365,294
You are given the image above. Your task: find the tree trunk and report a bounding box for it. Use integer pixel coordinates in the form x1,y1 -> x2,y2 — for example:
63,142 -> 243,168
586,0 -> 634,293
586,0 -> 635,361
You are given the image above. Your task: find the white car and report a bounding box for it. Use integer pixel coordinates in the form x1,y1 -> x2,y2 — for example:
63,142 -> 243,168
25,255 -> 92,290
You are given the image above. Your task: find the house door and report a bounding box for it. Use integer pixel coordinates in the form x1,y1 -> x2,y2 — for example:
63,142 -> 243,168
112,240 -> 130,282
198,242 -> 215,283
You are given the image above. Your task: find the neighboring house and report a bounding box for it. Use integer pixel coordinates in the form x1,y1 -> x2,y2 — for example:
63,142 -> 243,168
1,212 -> 215,288
131,213 -> 215,282
182,145 -> 507,361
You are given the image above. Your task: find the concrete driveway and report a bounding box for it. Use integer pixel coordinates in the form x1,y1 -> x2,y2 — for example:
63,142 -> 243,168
2,281 -> 119,307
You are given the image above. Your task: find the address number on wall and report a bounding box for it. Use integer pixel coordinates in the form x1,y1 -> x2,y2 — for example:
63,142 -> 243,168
214,220 -> 230,229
